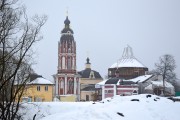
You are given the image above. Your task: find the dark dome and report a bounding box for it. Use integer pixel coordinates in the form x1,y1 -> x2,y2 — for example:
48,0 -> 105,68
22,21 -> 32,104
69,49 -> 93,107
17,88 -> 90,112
64,16 -> 70,25
61,28 -> 74,34
78,68 -> 102,79
61,16 -> 74,34
105,78 -> 120,84
60,35 -> 74,42
105,78 -> 136,85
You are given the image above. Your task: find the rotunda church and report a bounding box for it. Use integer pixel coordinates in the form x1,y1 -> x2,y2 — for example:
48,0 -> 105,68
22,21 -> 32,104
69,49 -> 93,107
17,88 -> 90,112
108,45 -> 148,79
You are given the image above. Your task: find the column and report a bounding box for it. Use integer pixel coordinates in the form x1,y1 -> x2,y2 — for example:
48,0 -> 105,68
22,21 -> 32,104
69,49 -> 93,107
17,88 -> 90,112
65,75 -> 67,94
102,85 -> 105,100
114,84 -> 117,96
55,76 -> 58,96
78,78 -> 80,101
74,76 -> 76,95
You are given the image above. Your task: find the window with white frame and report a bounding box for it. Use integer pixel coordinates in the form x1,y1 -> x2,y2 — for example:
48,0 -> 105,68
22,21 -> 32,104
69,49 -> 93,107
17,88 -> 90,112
45,85 -> 48,91
37,86 -> 40,91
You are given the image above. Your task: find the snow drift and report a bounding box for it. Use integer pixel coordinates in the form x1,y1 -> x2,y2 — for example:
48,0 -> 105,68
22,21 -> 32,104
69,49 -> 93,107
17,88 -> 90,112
19,94 -> 180,120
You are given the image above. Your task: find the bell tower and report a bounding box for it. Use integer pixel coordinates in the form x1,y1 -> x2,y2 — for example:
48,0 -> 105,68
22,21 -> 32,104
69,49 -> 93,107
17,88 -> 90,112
54,15 -> 80,101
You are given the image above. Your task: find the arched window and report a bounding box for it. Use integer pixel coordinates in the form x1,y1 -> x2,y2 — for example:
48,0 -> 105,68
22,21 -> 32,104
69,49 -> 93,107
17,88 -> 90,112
62,57 -> 65,69
68,48 -> 71,53
60,80 -> 64,88
68,79 -> 74,94
72,57 -> 75,69
67,57 -> 71,69
72,43 -> 74,53
58,58 -> 61,69
89,71 -> 95,79
60,80 -> 64,94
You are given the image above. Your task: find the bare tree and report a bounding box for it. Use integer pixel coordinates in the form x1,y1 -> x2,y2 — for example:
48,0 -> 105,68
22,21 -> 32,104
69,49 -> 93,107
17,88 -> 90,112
154,54 -> 176,95
0,0 -> 47,119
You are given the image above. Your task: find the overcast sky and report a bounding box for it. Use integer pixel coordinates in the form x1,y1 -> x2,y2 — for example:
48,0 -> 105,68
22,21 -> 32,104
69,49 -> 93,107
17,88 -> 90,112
23,0 -> 180,81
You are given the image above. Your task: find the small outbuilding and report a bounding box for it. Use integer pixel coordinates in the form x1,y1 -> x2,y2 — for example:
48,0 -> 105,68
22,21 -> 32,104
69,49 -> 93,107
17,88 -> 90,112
96,78 -> 138,99
145,79 -> 175,96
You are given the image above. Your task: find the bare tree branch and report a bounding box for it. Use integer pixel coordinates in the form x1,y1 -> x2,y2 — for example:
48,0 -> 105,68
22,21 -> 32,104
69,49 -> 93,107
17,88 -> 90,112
0,0 -> 47,119
152,54 -> 176,96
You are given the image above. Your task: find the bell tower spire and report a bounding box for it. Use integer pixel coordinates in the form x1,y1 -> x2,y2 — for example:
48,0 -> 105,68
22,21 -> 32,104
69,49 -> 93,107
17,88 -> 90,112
85,57 -> 91,69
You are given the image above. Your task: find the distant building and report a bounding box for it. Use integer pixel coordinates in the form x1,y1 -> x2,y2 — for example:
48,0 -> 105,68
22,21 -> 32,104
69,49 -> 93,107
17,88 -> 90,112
78,57 -> 103,101
108,45 -> 148,79
125,75 -> 155,94
96,78 -> 138,99
53,16 -> 80,102
21,76 -> 54,102
144,75 -> 175,96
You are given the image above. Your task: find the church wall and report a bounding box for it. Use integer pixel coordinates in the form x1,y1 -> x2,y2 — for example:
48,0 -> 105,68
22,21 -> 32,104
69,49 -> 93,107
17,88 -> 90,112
80,79 -> 103,85
80,91 -> 96,101
59,95 -> 77,102
108,67 -> 148,79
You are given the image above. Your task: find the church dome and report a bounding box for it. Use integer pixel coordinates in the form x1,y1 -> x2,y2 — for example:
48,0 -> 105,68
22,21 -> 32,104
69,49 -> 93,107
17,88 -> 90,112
64,16 -> 70,25
78,69 -> 102,79
61,16 -> 74,34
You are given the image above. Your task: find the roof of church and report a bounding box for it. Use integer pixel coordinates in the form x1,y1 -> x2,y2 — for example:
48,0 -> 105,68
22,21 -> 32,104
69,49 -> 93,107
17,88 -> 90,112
105,78 -> 136,85
105,78 -> 120,84
81,85 -> 96,91
145,80 -> 174,90
126,75 -> 153,83
78,68 -> 102,79
110,45 -> 147,69
78,58 -> 103,79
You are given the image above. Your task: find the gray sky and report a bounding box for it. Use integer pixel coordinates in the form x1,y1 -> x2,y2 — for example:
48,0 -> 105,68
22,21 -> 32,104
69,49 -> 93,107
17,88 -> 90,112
23,0 -> 180,81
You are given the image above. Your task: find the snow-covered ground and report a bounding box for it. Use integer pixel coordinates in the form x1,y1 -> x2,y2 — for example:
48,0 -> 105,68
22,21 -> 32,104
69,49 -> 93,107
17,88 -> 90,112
19,94 -> 180,120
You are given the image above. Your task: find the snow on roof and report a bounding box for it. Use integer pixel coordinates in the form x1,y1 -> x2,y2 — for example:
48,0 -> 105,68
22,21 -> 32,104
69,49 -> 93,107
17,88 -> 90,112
126,75 -> 153,83
145,80 -> 174,90
145,84 -> 153,90
95,79 -> 108,88
110,57 -> 146,68
96,79 -> 108,85
151,80 -> 174,88
28,77 -> 54,85
110,45 -> 147,68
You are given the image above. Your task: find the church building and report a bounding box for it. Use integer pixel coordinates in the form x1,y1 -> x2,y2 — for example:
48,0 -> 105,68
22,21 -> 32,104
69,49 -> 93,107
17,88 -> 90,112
108,45 -> 148,79
53,16 -> 80,102
78,57 -> 103,101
